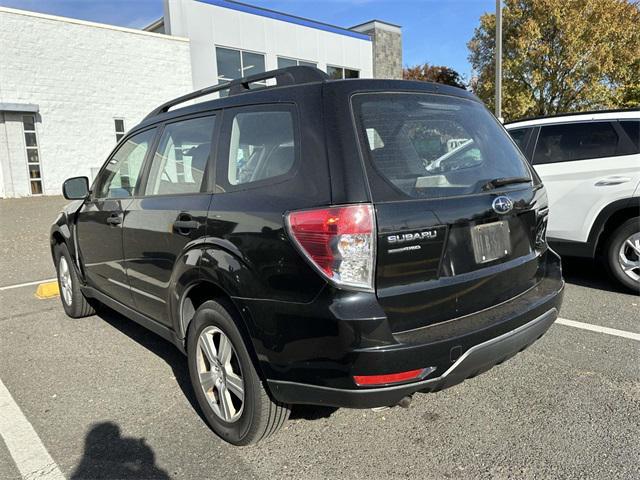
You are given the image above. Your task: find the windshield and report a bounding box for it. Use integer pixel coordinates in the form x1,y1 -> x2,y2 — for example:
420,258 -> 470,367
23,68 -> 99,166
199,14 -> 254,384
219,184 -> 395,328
352,92 -> 531,200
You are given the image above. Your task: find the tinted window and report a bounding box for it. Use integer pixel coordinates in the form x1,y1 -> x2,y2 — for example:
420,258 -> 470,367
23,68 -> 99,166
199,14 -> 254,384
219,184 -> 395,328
621,120 -> 640,151
144,116 -> 215,196
277,57 -> 317,69
352,93 -> 530,200
509,128 -> 529,152
533,122 -> 618,164
216,47 -> 241,83
97,129 -> 155,198
242,51 -> 265,77
216,47 -> 266,97
114,119 -> 125,142
327,66 -> 359,79
227,110 -> 295,186
277,57 -> 297,69
345,68 -> 359,79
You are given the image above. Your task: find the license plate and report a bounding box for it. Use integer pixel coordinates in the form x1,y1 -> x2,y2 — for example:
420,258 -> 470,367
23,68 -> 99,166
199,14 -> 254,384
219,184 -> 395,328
470,221 -> 511,264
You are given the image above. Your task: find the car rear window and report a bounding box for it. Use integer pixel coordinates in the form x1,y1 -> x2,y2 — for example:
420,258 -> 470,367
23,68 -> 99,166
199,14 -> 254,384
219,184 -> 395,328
352,93 -> 531,200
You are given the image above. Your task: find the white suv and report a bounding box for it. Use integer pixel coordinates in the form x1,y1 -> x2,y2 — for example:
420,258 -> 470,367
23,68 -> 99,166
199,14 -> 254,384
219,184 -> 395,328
506,110 -> 640,291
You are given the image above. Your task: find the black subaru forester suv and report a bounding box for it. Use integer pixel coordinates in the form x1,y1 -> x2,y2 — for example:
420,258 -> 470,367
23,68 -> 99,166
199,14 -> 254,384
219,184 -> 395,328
51,67 -> 564,445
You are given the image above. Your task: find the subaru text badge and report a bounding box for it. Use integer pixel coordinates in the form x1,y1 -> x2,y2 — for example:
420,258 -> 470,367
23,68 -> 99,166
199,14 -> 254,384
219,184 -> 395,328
387,230 -> 438,244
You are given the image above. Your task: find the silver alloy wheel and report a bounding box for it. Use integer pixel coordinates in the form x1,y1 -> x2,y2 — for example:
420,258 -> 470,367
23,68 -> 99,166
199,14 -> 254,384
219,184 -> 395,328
196,326 -> 245,423
618,232 -> 640,283
58,256 -> 73,306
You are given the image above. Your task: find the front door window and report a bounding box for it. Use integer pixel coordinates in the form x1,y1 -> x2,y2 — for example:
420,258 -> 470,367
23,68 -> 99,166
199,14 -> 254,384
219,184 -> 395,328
95,129 -> 155,199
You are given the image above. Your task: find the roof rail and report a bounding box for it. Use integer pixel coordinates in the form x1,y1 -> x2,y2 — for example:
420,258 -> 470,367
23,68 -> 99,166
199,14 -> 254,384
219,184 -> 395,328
505,107 -> 640,125
145,66 -> 328,119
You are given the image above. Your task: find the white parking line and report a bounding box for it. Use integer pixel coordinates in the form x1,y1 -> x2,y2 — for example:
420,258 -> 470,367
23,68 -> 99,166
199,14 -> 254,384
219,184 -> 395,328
0,279 -> 56,292
0,378 -> 65,480
556,317 -> 640,342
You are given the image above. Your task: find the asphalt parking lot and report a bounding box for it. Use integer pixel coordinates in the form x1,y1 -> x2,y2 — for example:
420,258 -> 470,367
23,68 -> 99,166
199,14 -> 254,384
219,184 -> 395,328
1,196 -> 638,480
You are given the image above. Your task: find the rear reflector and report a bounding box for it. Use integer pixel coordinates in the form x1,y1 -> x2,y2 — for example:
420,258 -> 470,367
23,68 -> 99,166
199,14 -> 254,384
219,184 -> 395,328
286,204 -> 375,290
353,368 -> 427,387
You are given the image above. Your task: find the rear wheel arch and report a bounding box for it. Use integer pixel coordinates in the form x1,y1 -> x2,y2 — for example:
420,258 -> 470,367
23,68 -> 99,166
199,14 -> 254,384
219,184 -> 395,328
172,243 -> 252,338
179,282 -> 259,366
591,198 -> 640,256
179,281 -> 234,339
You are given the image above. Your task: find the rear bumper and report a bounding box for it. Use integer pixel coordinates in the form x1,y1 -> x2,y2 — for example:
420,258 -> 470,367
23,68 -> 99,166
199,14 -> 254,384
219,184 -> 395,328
236,249 -> 564,408
268,307 -> 558,408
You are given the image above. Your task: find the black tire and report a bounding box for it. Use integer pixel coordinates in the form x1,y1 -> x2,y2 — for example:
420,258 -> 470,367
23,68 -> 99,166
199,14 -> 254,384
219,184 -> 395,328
604,217 -> 640,293
187,300 -> 290,445
54,243 -> 95,318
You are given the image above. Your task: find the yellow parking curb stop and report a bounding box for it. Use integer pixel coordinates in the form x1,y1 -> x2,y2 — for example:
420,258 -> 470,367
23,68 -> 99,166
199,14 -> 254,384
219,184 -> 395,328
35,281 -> 60,299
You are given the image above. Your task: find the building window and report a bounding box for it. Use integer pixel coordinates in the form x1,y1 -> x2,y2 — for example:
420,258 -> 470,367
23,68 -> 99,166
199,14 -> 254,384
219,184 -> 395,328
216,46 -> 266,85
114,118 -> 125,142
327,66 -> 360,79
22,115 -> 43,195
277,57 -> 317,69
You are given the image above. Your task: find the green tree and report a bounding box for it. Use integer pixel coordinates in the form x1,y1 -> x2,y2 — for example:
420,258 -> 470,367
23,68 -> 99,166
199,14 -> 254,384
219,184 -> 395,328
403,64 -> 467,89
468,0 -> 640,121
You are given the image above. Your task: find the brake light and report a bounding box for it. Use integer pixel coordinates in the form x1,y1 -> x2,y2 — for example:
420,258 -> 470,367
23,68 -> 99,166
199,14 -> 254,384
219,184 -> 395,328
535,207 -> 549,249
286,204 -> 375,290
353,368 -> 427,387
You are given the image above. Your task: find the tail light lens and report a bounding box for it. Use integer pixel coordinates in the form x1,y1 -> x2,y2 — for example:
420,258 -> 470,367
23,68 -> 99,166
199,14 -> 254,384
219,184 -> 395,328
286,204 -> 375,290
535,207 -> 549,249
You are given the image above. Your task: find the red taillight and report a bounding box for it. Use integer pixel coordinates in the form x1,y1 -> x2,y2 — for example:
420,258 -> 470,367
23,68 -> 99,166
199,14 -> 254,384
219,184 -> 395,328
353,368 -> 426,387
286,204 -> 375,290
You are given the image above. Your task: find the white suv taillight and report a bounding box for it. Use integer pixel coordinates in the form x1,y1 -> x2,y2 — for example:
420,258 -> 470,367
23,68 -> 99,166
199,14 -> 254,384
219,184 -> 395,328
285,204 -> 376,291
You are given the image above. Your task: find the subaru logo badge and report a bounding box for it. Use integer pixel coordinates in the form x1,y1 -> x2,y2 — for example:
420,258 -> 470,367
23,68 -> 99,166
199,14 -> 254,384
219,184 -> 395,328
492,196 -> 513,215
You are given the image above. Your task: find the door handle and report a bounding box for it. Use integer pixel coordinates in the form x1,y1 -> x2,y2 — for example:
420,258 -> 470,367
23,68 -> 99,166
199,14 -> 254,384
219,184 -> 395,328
174,214 -> 199,233
106,214 -> 122,225
174,220 -> 199,230
595,176 -> 631,186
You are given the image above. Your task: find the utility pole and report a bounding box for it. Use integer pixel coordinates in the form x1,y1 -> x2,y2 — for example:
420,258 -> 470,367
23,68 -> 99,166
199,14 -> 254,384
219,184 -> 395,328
495,0 -> 503,121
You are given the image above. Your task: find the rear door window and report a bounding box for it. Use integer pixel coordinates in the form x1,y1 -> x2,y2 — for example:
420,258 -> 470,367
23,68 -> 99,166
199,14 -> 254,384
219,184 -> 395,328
144,116 -> 216,196
220,107 -> 296,189
352,93 -> 531,200
532,122 -> 619,165
620,120 -> 640,152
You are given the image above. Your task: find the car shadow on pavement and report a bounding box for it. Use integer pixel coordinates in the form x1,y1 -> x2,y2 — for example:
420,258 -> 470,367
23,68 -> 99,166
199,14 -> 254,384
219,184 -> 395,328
289,404 -> 339,420
560,256 -> 630,294
70,422 -> 170,480
94,305 -> 338,425
93,306 -> 207,424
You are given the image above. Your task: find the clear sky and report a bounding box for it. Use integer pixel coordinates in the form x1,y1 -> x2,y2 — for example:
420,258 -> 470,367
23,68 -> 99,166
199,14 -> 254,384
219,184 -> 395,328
0,0 -> 495,79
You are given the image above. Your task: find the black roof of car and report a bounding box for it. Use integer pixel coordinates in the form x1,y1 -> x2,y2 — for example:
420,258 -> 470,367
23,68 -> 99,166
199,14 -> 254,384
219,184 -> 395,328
135,66 -> 481,131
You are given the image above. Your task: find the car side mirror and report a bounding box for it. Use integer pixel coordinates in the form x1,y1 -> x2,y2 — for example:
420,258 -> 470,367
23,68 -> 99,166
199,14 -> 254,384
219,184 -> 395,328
62,176 -> 90,200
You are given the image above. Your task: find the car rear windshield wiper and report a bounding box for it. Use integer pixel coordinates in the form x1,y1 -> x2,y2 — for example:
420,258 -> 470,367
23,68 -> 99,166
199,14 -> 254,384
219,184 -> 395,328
481,176 -> 531,190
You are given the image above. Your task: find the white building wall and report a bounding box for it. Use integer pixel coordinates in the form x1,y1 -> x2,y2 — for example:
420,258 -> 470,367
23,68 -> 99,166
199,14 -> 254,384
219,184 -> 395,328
164,0 -> 373,90
0,8 -> 193,197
